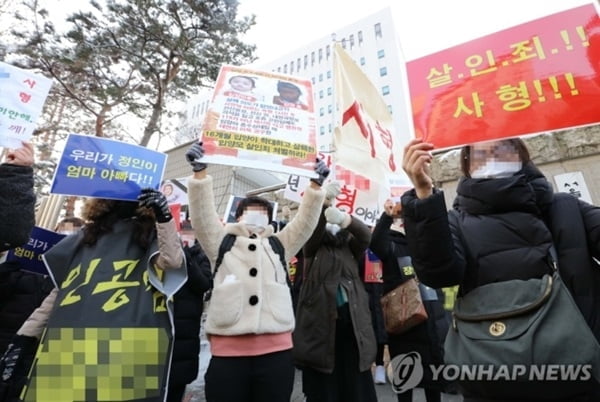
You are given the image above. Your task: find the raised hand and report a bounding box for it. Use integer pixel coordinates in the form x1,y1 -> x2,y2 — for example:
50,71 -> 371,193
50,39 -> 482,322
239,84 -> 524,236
138,188 -> 172,223
310,158 -> 330,186
5,142 -> 34,167
383,199 -> 395,216
185,142 -> 207,172
402,139 -> 434,199
323,181 -> 341,202
324,206 -> 350,228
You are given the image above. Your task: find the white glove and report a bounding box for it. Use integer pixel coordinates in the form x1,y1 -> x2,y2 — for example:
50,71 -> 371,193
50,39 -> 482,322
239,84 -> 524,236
324,206 -> 351,228
323,181 -> 342,201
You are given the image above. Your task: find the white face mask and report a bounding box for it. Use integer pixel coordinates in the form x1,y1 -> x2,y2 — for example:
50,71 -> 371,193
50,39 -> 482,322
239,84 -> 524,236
471,161 -> 522,179
325,223 -> 341,235
242,211 -> 269,233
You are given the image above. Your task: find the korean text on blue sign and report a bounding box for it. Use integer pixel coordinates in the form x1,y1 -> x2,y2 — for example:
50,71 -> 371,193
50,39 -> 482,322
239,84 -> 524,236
6,226 -> 66,275
50,133 -> 167,201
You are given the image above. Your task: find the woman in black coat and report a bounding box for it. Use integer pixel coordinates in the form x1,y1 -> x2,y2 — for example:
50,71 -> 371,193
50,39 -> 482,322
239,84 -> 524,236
401,137 -> 600,401
370,200 -> 448,402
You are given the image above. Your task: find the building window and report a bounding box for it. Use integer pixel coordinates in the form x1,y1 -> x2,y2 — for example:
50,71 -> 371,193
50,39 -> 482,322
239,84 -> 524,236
387,105 -> 393,114
312,77 -> 316,84
380,66 -> 387,76
318,48 -> 323,62
320,126 -> 325,135
382,85 -> 390,95
377,49 -> 385,59
290,61 -> 294,73
304,55 -> 308,68
311,51 -> 315,65
297,57 -> 301,70
374,22 -> 382,38
277,66 -> 281,72
326,45 -> 330,59
319,73 -> 323,82
358,30 -> 363,44
327,70 -> 332,79
328,104 -> 333,114
360,57 -> 366,65
349,34 -> 354,48
328,123 -> 332,133
319,90 -> 324,99
327,87 -> 332,96
342,38 -> 347,49
283,64 -> 288,74
320,107 -> 324,116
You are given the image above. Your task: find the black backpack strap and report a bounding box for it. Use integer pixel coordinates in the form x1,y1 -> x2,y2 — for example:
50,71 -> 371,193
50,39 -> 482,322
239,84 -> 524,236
205,234 -> 237,302
268,236 -> 291,289
215,234 -> 237,273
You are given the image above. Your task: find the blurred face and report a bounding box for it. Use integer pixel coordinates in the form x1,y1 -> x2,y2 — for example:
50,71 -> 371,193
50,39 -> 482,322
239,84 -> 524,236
469,140 -> 522,179
278,86 -> 301,102
161,184 -> 173,196
56,222 -> 83,235
230,76 -> 254,92
239,205 -> 270,233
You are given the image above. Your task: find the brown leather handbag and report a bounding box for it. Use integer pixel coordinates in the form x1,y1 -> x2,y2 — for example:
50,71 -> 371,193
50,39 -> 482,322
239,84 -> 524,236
380,273 -> 428,335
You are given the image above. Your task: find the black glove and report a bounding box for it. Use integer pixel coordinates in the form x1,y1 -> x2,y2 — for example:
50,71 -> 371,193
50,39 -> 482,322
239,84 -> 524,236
310,158 -> 330,186
185,142 -> 208,172
138,188 -> 173,223
0,335 -> 38,399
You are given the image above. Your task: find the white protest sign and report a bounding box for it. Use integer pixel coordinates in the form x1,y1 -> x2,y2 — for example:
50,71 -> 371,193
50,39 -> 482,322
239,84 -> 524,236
199,65 -> 318,178
0,61 -> 53,148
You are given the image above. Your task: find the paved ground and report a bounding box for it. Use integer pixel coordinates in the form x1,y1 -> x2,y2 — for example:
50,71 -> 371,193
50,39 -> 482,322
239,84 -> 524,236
185,363 -> 464,402
290,369 -> 464,402
183,315 -> 463,402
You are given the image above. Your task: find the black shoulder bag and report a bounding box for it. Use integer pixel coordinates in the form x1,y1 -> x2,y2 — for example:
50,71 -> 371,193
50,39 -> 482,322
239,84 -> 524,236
444,242 -> 600,399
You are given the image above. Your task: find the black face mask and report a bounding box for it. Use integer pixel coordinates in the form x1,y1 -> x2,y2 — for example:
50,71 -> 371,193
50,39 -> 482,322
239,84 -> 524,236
114,201 -> 139,219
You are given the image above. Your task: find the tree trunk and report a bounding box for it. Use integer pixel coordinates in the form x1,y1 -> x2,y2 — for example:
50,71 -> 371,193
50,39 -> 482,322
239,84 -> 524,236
63,196 -> 78,218
140,99 -> 163,147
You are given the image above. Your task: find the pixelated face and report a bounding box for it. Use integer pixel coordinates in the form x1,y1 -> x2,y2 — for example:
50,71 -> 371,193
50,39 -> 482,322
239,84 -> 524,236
236,205 -> 269,223
278,86 -> 301,102
229,76 -> 254,92
239,205 -> 270,233
242,205 -> 269,217
161,184 -> 173,196
469,140 -> 521,174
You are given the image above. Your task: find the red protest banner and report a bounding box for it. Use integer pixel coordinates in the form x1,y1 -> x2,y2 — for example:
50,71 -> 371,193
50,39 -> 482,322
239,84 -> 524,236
406,3 -> 600,150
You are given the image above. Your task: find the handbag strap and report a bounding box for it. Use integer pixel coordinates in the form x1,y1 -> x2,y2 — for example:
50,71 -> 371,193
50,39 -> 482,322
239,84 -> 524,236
547,244 -> 559,272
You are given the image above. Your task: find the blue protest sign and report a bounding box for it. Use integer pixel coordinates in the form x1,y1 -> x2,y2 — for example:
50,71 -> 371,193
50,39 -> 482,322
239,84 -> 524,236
50,134 -> 167,201
6,226 -> 66,275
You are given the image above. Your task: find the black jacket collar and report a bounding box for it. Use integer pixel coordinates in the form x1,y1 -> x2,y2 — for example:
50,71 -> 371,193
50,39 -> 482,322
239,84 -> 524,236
454,162 -> 553,216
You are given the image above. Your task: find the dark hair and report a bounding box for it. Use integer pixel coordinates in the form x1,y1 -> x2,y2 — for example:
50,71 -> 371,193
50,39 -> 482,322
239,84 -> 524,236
460,138 -> 531,177
229,75 -> 255,88
234,196 -> 273,220
277,81 -> 301,94
81,199 -> 155,248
